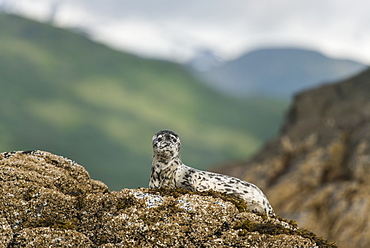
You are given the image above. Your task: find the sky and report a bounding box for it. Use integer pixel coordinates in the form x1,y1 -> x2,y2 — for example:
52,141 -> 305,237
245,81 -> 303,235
2,0 -> 370,64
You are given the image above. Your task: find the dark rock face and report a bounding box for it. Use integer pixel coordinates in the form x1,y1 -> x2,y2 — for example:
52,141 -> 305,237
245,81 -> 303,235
0,150 -> 333,247
213,68 -> 370,248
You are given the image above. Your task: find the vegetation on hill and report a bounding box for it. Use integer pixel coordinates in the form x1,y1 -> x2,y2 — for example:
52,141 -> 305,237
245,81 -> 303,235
0,13 -> 288,189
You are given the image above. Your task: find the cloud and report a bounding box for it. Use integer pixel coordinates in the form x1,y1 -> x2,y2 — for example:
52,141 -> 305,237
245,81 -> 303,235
4,0 -> 370,63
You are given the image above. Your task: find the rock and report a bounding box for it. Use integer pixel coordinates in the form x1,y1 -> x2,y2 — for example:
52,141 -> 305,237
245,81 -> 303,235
10,227 -> 94,247
0,217 -> 13,246
212,68 -> 370,248
0,150 -> 334,247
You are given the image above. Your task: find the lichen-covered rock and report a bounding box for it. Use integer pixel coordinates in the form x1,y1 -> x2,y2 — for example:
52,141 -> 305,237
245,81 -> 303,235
9,227 -> 93,247
213,68 -> 370,248
0,150 -> 334,247
0,217 -> 13,245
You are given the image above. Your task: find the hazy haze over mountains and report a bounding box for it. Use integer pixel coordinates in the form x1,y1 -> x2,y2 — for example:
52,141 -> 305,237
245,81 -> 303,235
1,0 -> 370,64
192,47 -> 368,98
3,0 -> 368,99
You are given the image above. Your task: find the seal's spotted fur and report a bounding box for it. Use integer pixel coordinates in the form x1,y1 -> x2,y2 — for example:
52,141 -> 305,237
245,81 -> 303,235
150,130 -> 275,217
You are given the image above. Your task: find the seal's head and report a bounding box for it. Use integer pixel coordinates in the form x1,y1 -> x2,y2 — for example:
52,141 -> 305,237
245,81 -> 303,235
152,130 -> 181,160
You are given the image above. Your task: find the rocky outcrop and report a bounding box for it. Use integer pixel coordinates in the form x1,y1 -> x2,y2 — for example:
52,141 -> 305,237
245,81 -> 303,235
213,68 -> 370,248
0,150 -> 334,247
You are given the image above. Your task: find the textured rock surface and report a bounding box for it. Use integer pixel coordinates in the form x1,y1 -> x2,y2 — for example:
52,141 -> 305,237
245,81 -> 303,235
213,68 -> 370,248
0,150 -> 334,247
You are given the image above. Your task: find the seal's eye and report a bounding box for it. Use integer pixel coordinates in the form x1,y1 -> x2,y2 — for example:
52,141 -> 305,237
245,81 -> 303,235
157,137 -> 162,142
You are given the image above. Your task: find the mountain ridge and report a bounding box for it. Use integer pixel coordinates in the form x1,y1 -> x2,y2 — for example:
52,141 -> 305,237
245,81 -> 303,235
195,47 -> 367,98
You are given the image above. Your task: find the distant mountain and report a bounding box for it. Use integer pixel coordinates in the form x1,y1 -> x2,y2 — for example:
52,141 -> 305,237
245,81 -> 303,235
0,14 -> 288,190
187,49 -> 224,71
194,47 -> 368,98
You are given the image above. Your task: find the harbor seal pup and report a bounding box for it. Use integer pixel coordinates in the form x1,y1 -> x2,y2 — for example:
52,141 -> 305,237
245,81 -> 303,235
149,130 -> 275,217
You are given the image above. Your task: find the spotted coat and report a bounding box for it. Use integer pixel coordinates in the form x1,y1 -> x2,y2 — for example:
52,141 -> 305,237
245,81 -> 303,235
150,130 -> 275,217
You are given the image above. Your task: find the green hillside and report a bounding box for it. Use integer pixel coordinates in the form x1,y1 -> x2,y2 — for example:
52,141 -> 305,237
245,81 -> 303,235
0,14 -> 288,190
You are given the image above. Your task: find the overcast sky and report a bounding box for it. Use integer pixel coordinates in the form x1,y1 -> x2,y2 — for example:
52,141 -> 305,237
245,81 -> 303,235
3,0 -> 370,64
